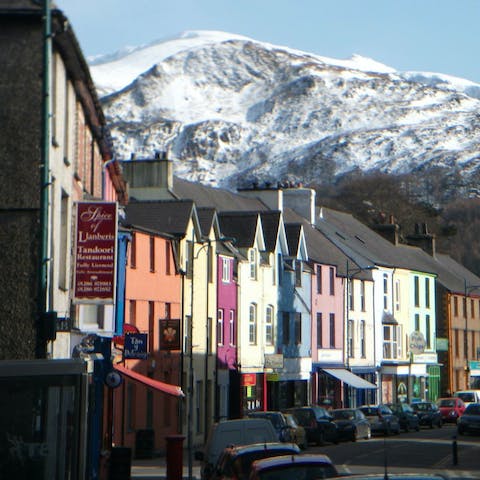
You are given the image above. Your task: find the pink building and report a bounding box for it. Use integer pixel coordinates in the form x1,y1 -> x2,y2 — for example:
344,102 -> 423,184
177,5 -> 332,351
216,250 -> 240,419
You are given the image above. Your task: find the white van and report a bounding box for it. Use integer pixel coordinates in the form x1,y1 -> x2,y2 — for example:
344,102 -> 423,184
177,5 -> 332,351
454,390 -> 480,406
195,418 -> 278,480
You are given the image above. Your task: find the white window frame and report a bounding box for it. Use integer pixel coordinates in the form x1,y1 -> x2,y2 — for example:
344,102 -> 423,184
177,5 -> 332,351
249,249 -> 257,280
249,303 -> 257,344
217,309 -> 224,346
222,257 -> 230,282
383,274 -> 388,310
395,279 -> 400,311
360,320 -> 366,358
348,319 -> 354,358
229,310 -> 235,346
265,305 -> 274,345
383,324 -> 402,359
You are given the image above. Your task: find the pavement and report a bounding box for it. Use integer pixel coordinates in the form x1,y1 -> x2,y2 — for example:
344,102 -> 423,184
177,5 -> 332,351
131,454 -> 201,479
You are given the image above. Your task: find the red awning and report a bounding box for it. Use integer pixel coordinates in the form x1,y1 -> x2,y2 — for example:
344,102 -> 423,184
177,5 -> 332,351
114,364 -> 185,398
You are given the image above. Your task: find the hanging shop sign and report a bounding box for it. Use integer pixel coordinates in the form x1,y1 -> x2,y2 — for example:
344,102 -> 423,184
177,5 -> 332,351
409,331 -> 426,355
159,319 -> 181,350
73,202 -> 118,304
264,353 -> 284,369
124,333 -> 148,360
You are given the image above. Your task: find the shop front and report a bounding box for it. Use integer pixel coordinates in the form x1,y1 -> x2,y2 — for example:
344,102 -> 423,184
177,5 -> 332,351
381,353 -> 440,404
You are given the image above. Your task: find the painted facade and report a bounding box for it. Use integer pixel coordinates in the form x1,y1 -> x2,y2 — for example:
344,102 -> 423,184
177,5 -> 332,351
118,229 -> 182,452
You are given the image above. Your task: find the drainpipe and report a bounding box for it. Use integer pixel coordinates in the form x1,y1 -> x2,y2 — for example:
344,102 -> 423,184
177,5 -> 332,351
37,0 -> 52,359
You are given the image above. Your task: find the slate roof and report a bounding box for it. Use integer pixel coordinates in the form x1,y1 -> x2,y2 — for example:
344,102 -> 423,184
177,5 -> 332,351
197,207 -> 216,238
283,208 -> 366,277
124,200 -> 196,237
259,211 -> 282,253
218,212 -> 260,249
284,223 -> 302,257
315,206 -> 480,293
174,177 -> 266,211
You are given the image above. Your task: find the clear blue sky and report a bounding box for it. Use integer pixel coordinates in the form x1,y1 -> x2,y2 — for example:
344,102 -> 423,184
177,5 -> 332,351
55,0 -> 480,83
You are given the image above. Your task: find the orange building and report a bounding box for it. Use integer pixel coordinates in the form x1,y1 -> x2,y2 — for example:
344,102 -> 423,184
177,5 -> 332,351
112,227 -> 183,455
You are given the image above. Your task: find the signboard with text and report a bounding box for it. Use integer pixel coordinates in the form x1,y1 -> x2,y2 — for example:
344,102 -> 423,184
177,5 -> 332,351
124,333 -> 148,359
73,202 -> 117,303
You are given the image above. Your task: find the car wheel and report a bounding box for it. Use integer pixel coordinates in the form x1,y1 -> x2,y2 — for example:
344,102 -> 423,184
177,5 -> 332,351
403,423 -> 409,433
351,428 -> 357,442
385,424 -> 391,436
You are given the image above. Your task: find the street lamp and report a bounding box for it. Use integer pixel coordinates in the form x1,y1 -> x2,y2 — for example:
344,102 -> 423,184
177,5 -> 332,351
463,280 -> 480,389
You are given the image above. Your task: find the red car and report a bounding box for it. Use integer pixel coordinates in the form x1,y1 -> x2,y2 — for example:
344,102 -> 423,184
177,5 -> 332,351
437,397 -> 466,423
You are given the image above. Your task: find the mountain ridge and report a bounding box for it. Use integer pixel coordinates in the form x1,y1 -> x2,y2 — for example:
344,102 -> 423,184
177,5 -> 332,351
91,30 -> 480,201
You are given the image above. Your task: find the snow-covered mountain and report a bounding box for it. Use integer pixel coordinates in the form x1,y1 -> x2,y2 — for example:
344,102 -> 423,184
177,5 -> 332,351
90,30 -> 480,196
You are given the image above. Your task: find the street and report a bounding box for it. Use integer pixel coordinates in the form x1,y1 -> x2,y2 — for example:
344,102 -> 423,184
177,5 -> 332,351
131,424 -> 480,479
318,423 -> 480,477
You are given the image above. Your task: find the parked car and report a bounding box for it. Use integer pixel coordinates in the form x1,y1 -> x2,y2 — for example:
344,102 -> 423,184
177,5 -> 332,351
386,403 -> 420,432
457,402 -> 480,435
358,404 -> 401,435
454,390 -> 480,407
437,397 -> 466,423
330,408 -> 371,442
247,411 -> 293,442
283,412 -> 308,449
195,418 -> 278,480
410,401 -> 443,428
248,453 -> 338,480
284,405 -> 339,445
329,475 -> 454,480
212,442 -> 301,480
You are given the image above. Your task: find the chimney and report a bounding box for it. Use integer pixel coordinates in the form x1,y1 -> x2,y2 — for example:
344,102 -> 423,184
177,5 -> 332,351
120,152 -> 174,200
406,223 -> 436,257
237,182 -> 316,225
371,213 -> 400,246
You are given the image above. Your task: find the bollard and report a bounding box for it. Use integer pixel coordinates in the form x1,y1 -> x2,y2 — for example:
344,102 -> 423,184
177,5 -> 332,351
452,435 -> 458,466
166,434 -> 186,480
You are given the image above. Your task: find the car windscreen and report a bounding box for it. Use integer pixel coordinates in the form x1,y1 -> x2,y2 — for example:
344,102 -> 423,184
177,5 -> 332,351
456,393 -> 475,403
332,410 -> 354,420
290,410 -> 314,426
464,404 -> 480,415
412,403 -> 432,411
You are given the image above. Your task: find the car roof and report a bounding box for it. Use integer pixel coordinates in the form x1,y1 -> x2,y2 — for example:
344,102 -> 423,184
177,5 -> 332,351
251,453 -> 333,470
222,442 -> 300,455
329,475 -> 450,480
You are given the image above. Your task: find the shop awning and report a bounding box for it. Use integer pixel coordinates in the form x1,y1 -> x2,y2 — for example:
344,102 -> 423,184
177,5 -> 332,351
114,364 -> 185,397
323,368 -> 377,389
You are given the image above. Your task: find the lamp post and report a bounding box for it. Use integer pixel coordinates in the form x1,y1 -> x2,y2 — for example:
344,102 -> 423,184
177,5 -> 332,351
344,261 -> 376,407
463,280 -> 480,390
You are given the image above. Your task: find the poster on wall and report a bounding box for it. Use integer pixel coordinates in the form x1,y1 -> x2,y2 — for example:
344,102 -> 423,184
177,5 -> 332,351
73,201 -> 118,304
